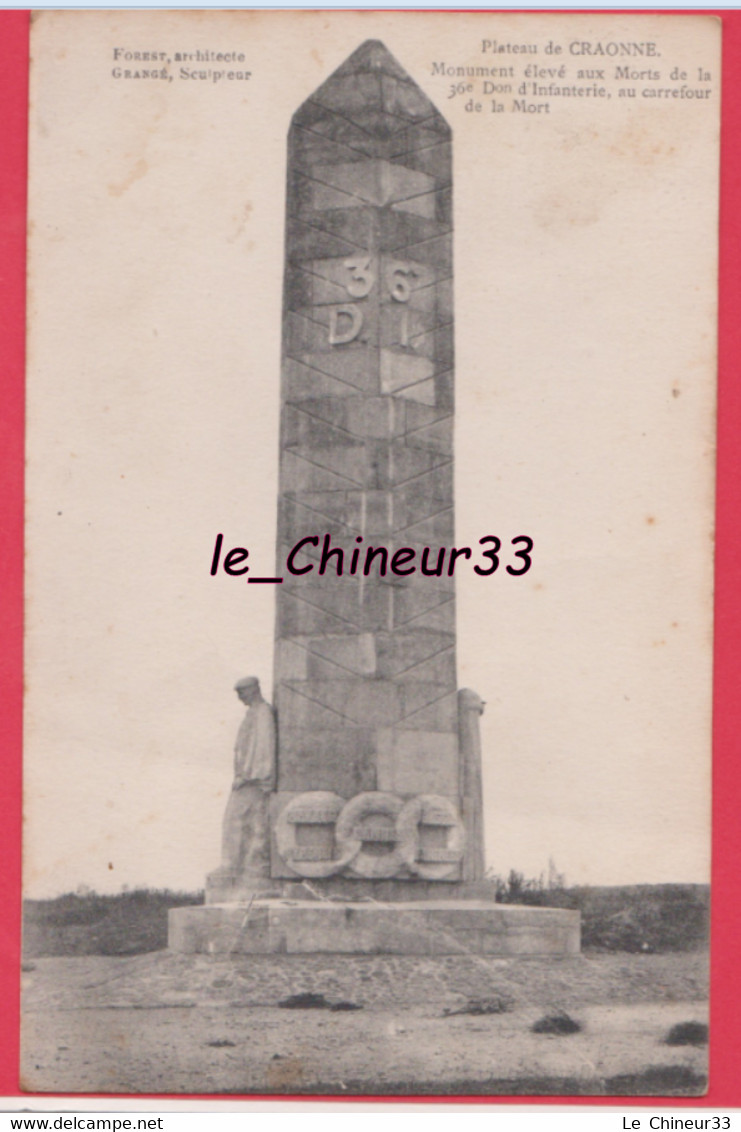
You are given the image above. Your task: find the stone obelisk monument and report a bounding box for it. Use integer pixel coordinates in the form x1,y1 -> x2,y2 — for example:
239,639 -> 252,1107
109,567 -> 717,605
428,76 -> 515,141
169,41 -> 579,955
271,39 -> 470,894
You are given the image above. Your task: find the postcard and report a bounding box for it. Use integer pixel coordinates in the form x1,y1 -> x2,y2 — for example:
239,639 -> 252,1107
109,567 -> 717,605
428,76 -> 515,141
21,10 -> 719,1097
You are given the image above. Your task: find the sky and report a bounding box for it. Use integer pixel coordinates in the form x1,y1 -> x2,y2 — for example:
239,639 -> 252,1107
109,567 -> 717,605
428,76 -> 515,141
23,10 -> 718,897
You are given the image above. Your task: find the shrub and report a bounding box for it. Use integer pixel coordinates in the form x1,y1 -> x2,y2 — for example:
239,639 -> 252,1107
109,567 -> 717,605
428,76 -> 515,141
532,1011 -> 582,1035
664,1021 -> 708,1046
23,888 -> 203,957
485,875 -> 708,953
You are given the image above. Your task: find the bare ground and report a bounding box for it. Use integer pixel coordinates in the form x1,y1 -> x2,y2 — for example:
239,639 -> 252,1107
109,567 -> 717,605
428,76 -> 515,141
20,950 -> 708,1097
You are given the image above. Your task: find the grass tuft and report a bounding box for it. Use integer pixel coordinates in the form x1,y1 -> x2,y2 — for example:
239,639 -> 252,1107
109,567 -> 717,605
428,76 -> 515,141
278,992 -> 331,1009
532,1010 -> 582,1036
443,996 -> 514,1017
664,1021 -> 708,1047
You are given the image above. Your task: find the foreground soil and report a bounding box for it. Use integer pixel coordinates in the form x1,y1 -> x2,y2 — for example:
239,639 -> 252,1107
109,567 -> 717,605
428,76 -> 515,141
21,950 -> 708,1097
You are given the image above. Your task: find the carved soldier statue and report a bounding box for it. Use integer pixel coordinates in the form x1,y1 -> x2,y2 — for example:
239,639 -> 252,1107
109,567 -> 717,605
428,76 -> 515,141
216,676 -> 276,888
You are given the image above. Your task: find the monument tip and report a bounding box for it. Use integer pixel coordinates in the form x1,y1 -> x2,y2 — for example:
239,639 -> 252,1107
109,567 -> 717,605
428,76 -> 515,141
296,37 -> 448,137
327,38 -> 415,84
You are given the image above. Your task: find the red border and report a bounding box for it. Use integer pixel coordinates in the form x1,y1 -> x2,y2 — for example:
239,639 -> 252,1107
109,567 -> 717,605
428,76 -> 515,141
1,8 -> 738,1107
0,6 -> 28,1108
707,4 -> 741,1108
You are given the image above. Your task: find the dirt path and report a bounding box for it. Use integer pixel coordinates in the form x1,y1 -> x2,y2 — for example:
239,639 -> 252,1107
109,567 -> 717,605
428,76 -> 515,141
21,951 -> 708,1097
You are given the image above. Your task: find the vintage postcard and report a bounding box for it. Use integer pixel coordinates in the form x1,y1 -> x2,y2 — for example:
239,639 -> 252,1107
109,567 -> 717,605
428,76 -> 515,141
22,10 -> 718,1097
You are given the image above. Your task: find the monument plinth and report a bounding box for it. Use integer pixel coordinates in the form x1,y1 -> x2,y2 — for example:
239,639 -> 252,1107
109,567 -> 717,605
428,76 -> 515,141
169,41 -> 580,956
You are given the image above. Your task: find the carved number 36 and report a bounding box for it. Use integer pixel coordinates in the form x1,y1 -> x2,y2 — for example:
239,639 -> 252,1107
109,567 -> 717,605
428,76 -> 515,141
344,258 -> 414,302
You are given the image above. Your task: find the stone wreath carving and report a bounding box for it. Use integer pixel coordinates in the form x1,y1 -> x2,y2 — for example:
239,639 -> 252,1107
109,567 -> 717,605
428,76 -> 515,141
275,790 -> 464,880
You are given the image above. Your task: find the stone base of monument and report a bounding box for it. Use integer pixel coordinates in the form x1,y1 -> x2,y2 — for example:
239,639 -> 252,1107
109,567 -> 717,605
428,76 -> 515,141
204,867 -> 282,905
168,899 -> 580,957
